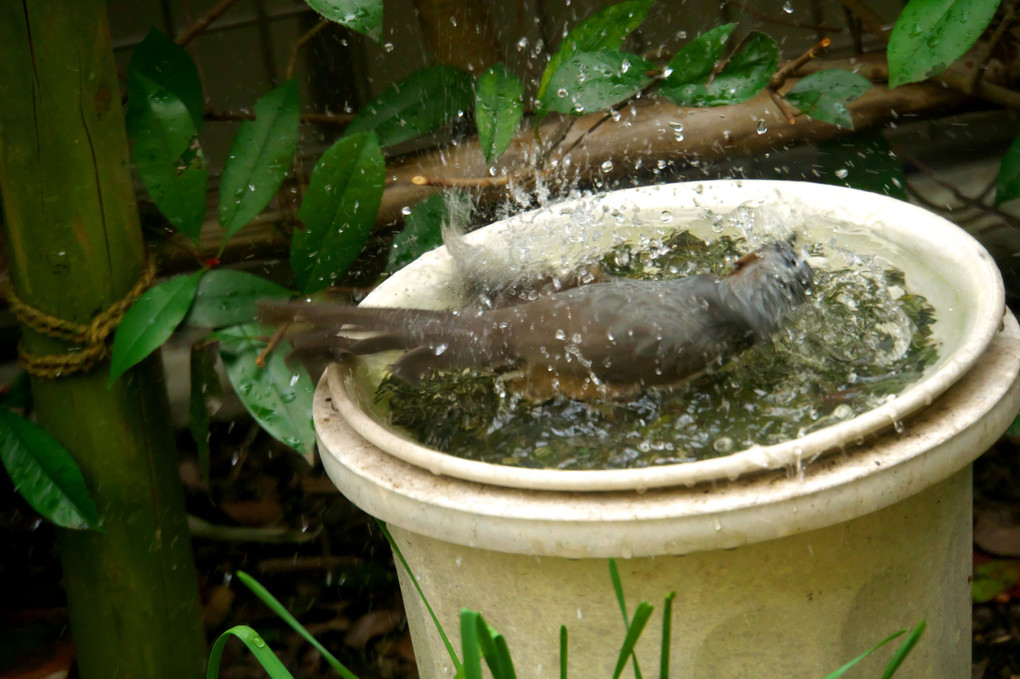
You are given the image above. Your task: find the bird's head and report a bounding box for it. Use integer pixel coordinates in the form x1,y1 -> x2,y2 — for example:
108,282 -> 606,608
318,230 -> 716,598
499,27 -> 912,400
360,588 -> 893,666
721,241 -> 813,341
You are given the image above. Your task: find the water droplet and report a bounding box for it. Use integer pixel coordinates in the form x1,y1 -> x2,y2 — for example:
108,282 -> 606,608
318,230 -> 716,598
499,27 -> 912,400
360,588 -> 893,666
659,210 -> 673,223
253,636 -> 266,648
756,119 -> 768,135
554,329 -> 567,340
557,87 -> 568,98
835,168 -> 849,179
400,205 -> 412,216
382,42 -> 394,52
600,160 -> 614,173
782,1 -> 794,12
621,59 -> 631,74
713,436 -> 734,453
516,36 -> 528,50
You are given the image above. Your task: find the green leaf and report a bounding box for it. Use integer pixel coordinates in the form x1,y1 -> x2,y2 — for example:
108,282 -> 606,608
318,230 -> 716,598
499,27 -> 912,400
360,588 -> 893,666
660,30 -> 778,107
291,132 -> 385,293
235,571 -> 359,679
996,135 -> 1020,206
539,50 -> 654,115
785,70 -> 872,129
186,269 -> 291,329
388,191 -> 469,274
660,591 -> 675,679
212,324 -> 316,463
881,621 -> 925,679
475,63 -> 524,165
972,559 -> 1020,602
219,80 -> 301,237
108,271 -> 204,386
130,28 -> 205,131
304,0 -> 383,42
820,629 -> 907,679
345,66 -> 474,147
126,68 -> 208,241
0,409 -> 100,530
188,341 -> 222,487
611,602 -> 653,679
461,610 -> 484,679
537,0 -> 655,100
818,131 -> 907,199
206,625 -> 294,679
887,0 -> 1002,88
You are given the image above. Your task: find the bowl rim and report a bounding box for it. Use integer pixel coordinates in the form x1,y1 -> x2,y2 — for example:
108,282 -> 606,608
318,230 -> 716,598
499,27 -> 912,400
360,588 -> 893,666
327,179 -> 1005,491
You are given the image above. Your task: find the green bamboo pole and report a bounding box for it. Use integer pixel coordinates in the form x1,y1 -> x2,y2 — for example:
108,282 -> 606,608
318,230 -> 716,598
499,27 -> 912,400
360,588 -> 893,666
0,2 -> 206,677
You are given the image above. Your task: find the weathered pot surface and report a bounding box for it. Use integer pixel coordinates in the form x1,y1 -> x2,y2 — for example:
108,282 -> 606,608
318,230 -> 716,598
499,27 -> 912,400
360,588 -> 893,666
328,179 -> 1006,491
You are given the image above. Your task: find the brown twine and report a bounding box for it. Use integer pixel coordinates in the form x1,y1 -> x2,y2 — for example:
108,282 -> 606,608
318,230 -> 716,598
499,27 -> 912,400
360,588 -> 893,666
2,256 -> 159,378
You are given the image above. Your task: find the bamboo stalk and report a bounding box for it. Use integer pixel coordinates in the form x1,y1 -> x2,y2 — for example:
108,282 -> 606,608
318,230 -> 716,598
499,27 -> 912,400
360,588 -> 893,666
0,2 -> 205,677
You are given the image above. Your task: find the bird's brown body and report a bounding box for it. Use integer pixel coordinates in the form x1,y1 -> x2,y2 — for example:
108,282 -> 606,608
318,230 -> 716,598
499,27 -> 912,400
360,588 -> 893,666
263,242 -> 813,400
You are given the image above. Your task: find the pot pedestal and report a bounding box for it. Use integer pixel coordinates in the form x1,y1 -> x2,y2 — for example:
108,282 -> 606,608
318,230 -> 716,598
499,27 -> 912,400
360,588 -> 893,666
315,313 -> 1020,678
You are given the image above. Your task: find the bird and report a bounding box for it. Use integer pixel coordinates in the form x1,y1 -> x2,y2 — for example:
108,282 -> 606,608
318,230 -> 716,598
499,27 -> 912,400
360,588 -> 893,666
260,241 -> 813,401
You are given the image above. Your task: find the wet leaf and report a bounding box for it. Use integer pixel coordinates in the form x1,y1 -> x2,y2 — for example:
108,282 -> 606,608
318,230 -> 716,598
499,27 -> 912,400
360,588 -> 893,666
537,0 -> 654,100
475,63 -> 524,165
973,559 -> 1020,603
129,28 -> 204,130
785,70 -> 872,129
185,269 -> 291,329
206,625 -> 295,679
212,324 -> 316,464
219,80 -> 300,237
188,341 -> 222,487
0,409 -> 100,530
539,50 -> 654,115
345,66 -> 474,147
660,30 -> 777,107
887,0 -> 1001,88
126,68 -> 208,241
304,0 -> 382,42
657,24 -> 735,101
996,135 -> 1020,205
291,132 -> 385,293
109,271 -> 204,386
388,191 -> 469,274
818,132 -> 907,199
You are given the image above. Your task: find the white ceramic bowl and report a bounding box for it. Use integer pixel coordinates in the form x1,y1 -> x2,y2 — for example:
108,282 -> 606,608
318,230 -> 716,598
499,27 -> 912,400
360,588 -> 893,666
329,179 -> 1005,490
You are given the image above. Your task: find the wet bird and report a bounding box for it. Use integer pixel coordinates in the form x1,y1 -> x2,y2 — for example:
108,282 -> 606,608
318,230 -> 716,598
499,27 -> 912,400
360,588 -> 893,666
261,241 -> 813,400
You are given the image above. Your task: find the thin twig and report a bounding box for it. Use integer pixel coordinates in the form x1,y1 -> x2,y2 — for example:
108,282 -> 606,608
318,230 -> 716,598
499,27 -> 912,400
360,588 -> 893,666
286,19 -> 329,81
767,89 -> 798,124
770,37 -> 832,89
256,324 -> 288,368
966,0 -> 1018,92
410,174 -> 516,188
175,0 -> 245,46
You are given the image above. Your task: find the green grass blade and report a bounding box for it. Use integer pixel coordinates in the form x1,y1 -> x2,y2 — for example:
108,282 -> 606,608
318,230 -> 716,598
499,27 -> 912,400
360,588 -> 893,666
608,559 -> 628,622
460,610 -> 483,679
611,602 -> 654,679
377,519 -> 463,673
235,571 -> 358,679
881,621 -> 926,679
660,592 -> 676,679
820,630 -> 906,679
206,625 -> 295,679
560,625 -> 568,679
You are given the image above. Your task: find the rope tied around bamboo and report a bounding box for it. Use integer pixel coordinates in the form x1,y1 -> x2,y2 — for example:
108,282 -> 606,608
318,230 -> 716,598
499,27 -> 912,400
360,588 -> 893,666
1,256 -> 159,378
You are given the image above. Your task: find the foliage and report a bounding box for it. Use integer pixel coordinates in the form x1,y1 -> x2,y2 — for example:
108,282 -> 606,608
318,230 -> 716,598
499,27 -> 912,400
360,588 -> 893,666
209,529 -> 927,678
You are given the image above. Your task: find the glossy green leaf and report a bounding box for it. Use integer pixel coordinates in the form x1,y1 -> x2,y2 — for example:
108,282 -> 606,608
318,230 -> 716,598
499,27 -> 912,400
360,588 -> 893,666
291,132 -> 385,293
188,341 -> 222,487
212,324 -> 316,463
108,271 -> 204,386
235,571 -> 359,679
537,0 -> 655,100
345,66 -> 474,147
304,0 -> 383,42
996,135 -> 1020,205
818,132 -> 907,199
126,68 -> 208,241
881,621 -> 925,679
785,70 -> 872,129
388,191 -> 469,274
660,30 -> 778,107
539,50 -> 654,115
887,0 -> 1002,88
476,63 -> 524,165
130,28 -> 205,130
219,80 -> 301,237
0,409 -> 100,530
186,269 -> 291,329
206,625 -> 294,679
972,559 -> 1020,602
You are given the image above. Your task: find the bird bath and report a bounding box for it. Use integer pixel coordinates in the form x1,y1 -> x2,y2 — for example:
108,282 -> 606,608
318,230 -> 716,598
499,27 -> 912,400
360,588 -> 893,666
313,180 -> 1020,677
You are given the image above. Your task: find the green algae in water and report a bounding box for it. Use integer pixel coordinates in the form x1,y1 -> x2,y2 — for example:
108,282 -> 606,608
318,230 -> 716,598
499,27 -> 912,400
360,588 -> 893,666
374,233 -> 940,470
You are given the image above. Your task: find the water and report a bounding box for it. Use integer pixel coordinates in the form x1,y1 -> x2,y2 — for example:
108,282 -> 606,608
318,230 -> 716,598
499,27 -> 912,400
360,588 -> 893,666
373,232 -> 939,470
